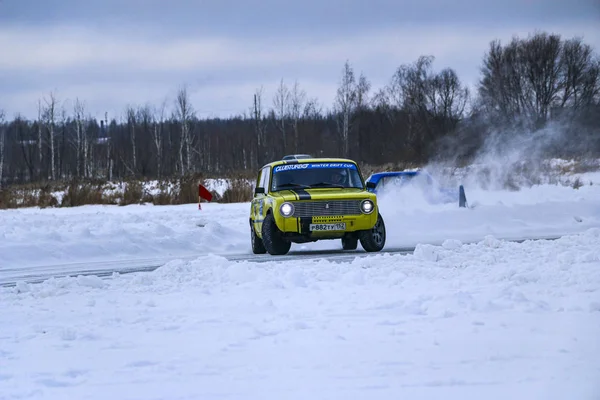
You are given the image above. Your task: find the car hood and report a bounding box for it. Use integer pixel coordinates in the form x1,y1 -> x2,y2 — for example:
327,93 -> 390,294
273,188 -> 373,201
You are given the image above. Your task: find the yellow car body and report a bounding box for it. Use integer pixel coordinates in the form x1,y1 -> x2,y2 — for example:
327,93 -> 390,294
249,156 -> 386,255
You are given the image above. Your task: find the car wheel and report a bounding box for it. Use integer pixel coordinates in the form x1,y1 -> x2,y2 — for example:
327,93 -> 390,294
261,213 -> 292,255
342,236 -> 358,250
359,213 -> 386,252
250,222 -> 267,254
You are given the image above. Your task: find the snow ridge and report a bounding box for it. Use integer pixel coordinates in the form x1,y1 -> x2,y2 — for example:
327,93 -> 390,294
2,230 -> 599,400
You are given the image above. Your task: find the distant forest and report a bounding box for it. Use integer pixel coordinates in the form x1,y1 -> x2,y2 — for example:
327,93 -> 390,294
0,30 -> 599,187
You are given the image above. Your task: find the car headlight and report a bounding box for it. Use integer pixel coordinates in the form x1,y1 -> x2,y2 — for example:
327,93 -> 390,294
280,202 -> 294,217
361,199 -> 374,214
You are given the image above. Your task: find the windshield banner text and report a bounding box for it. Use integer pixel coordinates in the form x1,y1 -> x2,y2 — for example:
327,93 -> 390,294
274,163 -> 357,173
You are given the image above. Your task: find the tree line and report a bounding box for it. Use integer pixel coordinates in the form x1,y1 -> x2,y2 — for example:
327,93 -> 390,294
0,30 -> 599,188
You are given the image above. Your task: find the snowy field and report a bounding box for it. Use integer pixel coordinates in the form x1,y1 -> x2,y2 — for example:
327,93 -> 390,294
1,171 -> 600,276
1,168 -> 600,399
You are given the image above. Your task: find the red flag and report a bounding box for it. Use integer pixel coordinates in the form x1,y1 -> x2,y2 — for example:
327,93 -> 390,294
199,184 -> 213,202
198,184 -> 213,210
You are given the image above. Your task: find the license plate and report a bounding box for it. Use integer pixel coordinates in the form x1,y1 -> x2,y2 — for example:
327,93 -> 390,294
309,223 -> 346,231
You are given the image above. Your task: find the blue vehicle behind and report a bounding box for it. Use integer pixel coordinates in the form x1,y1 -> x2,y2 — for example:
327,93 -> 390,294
365,170 -> 467,208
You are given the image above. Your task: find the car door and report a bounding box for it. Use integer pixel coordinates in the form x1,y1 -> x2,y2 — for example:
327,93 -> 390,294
251,166 -> 270,234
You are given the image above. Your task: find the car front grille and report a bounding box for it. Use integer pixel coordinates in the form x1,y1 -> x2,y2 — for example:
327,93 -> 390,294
292,200 -> 362,218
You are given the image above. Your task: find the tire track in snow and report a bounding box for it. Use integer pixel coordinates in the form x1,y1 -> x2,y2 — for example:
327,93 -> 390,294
0,235 -> 561,287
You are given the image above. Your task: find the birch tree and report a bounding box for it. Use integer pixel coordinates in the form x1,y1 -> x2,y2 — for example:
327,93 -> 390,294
334,60 -> 357,157
152,99 -> 167,179
72,98 -> 88,177
289,80 -> 306,152
58,105 -> 68,178
104,112 -> 113,181
36,99 -> 43,177
252,86 -> 267,166
175,85 -> 194,175
126,106 -> 137,174
358,73 -> 371,105
43,92 -> 58,180
273,79 -> 290,152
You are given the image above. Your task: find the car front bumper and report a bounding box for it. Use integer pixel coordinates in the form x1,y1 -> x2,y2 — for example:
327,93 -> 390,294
277,212 -> 378,236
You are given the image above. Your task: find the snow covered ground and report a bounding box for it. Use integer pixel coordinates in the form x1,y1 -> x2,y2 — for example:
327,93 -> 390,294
1,172 -> 599,274
1,230 -> 600,399
1,168 -> 600,399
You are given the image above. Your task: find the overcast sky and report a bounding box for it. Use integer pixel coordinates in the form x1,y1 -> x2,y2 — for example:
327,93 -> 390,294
1,0 -> 599,121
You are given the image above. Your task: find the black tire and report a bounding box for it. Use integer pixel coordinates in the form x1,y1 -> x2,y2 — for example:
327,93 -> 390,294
261,213 -> 292,255
359,213 -> 386,252
250,221 -> 267,254
342,236 -> 358,250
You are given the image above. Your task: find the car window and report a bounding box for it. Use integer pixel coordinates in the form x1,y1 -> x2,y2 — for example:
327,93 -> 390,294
271,162 -> 364,191
255,170 -> 263,190
260,166 -> 270,191
255,166 -> 269,193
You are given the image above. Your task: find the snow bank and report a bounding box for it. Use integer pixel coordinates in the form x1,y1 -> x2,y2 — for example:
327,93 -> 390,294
2,230 -> 599,399
0,202 -> 250,270
374,180 -> 600,248
2,177 -> 600,275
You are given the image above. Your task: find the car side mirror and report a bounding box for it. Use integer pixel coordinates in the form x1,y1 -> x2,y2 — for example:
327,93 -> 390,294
254,187 -> 265,195
366,181 -> 376,189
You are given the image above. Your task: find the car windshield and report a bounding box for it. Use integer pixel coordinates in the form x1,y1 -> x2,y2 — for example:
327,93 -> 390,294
271,162 -> 364,192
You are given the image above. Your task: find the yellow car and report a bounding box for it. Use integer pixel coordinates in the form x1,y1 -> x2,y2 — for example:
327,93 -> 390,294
249,155 -> 386,255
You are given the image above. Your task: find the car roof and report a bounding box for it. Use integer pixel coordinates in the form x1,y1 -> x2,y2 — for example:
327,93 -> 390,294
260,157 -> 359,170
281,154 -> 312,160
370,170 -> 421,178
366,170 -> 430,183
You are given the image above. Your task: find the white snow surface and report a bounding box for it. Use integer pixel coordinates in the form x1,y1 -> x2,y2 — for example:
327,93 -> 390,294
1,230 -> 600,399
1,177 -> 600,273
1,171 -> 600,399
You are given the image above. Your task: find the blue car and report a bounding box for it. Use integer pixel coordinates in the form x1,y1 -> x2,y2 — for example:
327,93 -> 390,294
365,170 -> 467,207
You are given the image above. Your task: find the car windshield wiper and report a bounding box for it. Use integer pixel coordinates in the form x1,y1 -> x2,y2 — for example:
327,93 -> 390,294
276,182 -> 311,190
309,182 -> 346,188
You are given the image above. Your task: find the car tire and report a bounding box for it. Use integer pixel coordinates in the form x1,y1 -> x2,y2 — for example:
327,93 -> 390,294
261,213 -> 292,255
250,222 -> 267,254
359,213 -> 386,252
342,236 -> 358,250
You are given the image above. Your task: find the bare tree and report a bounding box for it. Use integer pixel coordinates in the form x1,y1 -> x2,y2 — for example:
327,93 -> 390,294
104,112 -> 113,181
252,86 -> 267,165
273,79 -> 290,152
36,99 -> 43,177
175,85 -> 195,175
401,55 -> 434,114
289,80 -> 307,152
125,105 -> 138,174
0,29 -> 597,188
520,32 -> 562,123
478,32 -> 599,127
58,105 -> 68,178
303,97 -> 322,118
560,37 -> 600,109
357,74 -> 371,109
72,98 -> 88,178
334,60 -> 357,157
42,92 -> 58,180
152,99 -> 167,179
427,68 -> 470,122
370,87 -> 393,119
